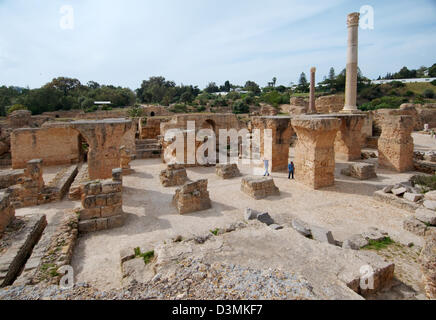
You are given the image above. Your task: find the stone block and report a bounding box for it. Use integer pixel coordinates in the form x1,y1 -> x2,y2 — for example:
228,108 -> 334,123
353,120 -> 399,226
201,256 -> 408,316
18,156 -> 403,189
392,187 -> 407,197
256,212 -> 275,226
106,192 -> 122,206
342,234 -> 369,250
216,164 -> 241,179
101,181 -> 122,194
425,191 -> 436,201
82,195 -> 97,209
415,209 -> 436,226
424,200 -> 436,211
160,165 -> 188,187
403,217 -> 427,236
78,220 -> 96,233
347,163 -> 377,180
240,176 -> 280,200
101,204 -> 123,218
173,179 -> 211,214
291,218 -> 311,237
107,214 -> 126,229
311,226 -> 336,245
403,193 -> 423,203
382,185 -> 394,193
244,208 -> 258,221
79,208 -> 101,221
269,224 -> 283,230
112,168 -> 123,182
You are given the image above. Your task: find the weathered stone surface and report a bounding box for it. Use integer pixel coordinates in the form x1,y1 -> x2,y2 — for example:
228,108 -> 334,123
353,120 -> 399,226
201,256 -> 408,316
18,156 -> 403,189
120,146 -> 133,175
291,218 -> 311,237
403,217 -> 428,236
382,185 -> 394,193
7,110 -> 32,128
240,176 -> 280,200
334,116 -> 365,161
424,200 -> 436,211
374,190 -> 420,213
342,234 -> 369,250
403,193 -> 423,203
173,179 -> 211,214
216,164 -> 240,179
378,115 -> 414,172
0,191 -> 15,233
244,208 -> 258,221
310,226 -> 336,245
425,191 -> 436,201
269,224 -> 283,230
415,208 -> 436,226
361,227 -> 388,242
420,230 -> 436,299
291,117 -> 341,189
0,169 -> 25,189
0,214 -> 47,287
159,164 -> 188,187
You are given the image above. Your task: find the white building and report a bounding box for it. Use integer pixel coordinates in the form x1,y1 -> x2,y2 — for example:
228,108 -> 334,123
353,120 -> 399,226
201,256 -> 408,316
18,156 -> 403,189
371,78 -> 436,85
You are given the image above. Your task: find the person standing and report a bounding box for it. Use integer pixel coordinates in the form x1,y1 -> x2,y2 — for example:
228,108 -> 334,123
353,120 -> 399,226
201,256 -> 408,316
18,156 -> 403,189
288,161 -> 295,180
263,158 -> 270,176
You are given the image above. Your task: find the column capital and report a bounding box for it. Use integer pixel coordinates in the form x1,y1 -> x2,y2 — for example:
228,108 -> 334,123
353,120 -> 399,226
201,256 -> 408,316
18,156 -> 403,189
347,12 -> 360,27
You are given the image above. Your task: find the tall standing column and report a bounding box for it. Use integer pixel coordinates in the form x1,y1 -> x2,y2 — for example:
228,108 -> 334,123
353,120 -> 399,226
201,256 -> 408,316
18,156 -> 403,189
308,67 -> 317,114
343,12 -> 360,113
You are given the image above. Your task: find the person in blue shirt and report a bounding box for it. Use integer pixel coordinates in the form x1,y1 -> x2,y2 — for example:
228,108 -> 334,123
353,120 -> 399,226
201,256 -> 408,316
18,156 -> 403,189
288,161 -> 295,179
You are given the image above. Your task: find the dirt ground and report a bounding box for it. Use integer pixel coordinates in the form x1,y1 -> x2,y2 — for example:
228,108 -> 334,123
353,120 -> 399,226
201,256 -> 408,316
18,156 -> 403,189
14,133 -> 434,293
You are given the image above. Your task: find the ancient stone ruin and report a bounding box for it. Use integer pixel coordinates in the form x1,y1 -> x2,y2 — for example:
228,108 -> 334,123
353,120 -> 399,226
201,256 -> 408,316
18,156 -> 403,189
378,115 -> 414,172
241,176 -> 280,200
291,117 -> 340,189
173,179 -> 211,214
216,163 -> 240,179
159,164 -> 189,187
78,168 -> 125,233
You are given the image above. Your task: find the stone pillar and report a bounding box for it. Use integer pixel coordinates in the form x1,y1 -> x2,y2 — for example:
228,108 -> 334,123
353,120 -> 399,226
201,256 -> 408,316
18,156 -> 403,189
0,191 -> 15,233
334,115 -> 366,161
119,146 -> 132,175
251,117 -> 294,172
343,12 -> 360,113
308,67 -> 317,114
378,115 -> 414,172
291,117 -> 341,189
24,159 -> 44,190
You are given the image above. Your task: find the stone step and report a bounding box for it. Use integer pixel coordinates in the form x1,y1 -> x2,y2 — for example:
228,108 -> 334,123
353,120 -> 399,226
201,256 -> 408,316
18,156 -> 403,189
135,149 -> 162,159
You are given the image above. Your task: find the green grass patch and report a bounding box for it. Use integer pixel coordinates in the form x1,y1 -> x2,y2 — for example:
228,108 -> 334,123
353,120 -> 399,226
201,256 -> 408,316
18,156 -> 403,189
210,228 -> 220,236
134,247 -> 155,264
410,175 -> 436,193
363,237 -> 395,251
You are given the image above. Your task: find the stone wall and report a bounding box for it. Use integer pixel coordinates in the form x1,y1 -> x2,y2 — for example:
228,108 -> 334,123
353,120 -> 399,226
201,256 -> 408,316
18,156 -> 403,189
291,117 -> 341,189
11,127 -> 80,169
7,110 -> 32,129
141,105 -> 173,117
160,164 -> 189,187
139,118 -> 161,139
0,191 -> 15,233
78,169 -> 125,233
0,169 -> 24,189
315,95 -> 345,114
334,115 -> 365,161
420,230 -> 436,299
378,115 -> 414,172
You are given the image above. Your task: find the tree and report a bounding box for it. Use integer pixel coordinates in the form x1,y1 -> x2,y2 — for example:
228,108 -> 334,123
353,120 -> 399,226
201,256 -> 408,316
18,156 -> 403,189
205,82 -> 219,93
87,81 -> 100,89
244,81 -> 261,94
136,76 -> 176,103
297,73 -> 309,92
232,100 -> 249,114
220,81 -> 231,92
428,63 -> 436,77
328,67 -> 336,81
44,77 -> 82,95
272,77 -> 277,88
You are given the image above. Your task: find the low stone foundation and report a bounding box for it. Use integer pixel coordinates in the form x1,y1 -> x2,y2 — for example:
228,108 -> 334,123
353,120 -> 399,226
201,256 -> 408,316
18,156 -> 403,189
216,164 -> 241,179
15,211 -> 78,286
0,169 -> 24,189
341,163 -> 377,180
414,160 -> 436,175
173,179 -> 211,214
78,169 -> 125,234
159,164 -> 189,187
241,176 -> 280,200
0,214 -> 47,287
420,230 -> 436,299
69,164 -> 89,200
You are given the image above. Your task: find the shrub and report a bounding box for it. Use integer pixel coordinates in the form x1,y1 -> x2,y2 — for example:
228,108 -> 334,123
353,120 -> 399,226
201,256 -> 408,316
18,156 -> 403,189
169,103 -> 188,113
232,100 -> 249,114
227,91 -> 241,101
410,175 -> 436,192
431,80 -> 436,86
85,106 -> 98,113
7,104 -> 28,114
127,105 -> 144,118
423,89 -> 435,99
404,90 -> 414,97
390,81 -> 405,88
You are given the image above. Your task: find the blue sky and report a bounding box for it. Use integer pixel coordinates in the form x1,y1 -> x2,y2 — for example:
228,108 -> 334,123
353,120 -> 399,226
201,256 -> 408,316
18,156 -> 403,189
0,0 -> 435,89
